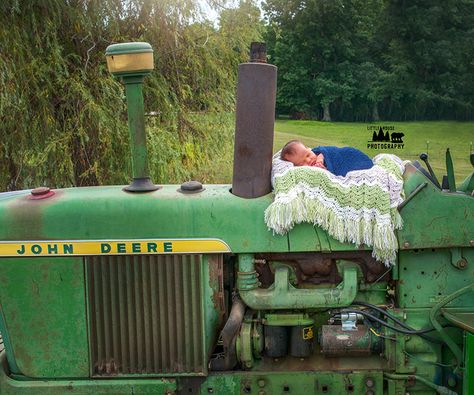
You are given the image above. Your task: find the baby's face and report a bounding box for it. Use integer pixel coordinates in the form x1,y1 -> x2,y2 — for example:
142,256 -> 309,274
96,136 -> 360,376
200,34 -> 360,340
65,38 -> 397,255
286,143 -> 319,166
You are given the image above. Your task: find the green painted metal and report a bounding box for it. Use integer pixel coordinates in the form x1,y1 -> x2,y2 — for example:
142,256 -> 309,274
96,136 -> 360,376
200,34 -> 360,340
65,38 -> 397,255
85,254 -> 217,376
123,76 -> 150,181
263,313 -> 314,326
0,307 -> 21,375
0,353 -> 177,394
446,148 -> 457,192
234,309 -> 265,367
288,221 -> 360,252
390,309 -> 442,371
397,249 -> 474,309
0,361 -> 387,395
238,256 -> 358,310
314,224 -> 332,252
397,181 -> 427,210
236,313 -> 261,369
355,282 -> 388,305
201,371 -> 384,395
236,254 -> 258,291
105,42 -> 153,56
0,257 -> 89,378
106,42 -> 156,191
442,309 -> 474,333
268,261 -> 298,285
106,43 -> 159,192
465,333 -> 474,395
458,172 -> 474,194
450,247 -> 468,269
0,253 -> 224,380
287,222 -> 321,251
399,164 -> 474,249
385,373 -> 457,395
385,307 -> 465,393
327,232 -> 360,251
0,165 -> 470,392
430,283 -> 474,366
0,186 -> 288,253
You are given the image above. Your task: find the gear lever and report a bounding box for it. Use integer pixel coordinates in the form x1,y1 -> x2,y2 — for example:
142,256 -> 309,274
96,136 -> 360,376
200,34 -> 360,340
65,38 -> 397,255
419,153 -> 441,189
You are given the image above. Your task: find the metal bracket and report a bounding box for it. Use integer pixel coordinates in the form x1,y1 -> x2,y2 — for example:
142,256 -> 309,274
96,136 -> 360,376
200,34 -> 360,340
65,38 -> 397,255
340,312 -> 362,331
341,312 -> 364,331
450,248 -> 467,270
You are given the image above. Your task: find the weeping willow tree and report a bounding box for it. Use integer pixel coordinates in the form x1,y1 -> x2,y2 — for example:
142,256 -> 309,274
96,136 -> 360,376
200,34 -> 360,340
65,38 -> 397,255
0,0 -> 262,190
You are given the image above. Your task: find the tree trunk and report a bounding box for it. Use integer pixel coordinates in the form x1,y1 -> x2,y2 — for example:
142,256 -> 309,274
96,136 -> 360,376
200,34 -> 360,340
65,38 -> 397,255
7,152 -> 18,192
372,102 -> 380,121
322,103 -> 331,122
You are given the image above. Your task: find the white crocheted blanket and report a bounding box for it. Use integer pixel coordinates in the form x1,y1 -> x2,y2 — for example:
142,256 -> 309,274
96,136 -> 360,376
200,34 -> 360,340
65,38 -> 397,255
265,153 -> 407,266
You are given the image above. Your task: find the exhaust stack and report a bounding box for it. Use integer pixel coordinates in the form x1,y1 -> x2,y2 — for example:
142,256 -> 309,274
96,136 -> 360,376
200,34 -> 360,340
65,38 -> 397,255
106,42 -> 159,192
232,42 -> 277,198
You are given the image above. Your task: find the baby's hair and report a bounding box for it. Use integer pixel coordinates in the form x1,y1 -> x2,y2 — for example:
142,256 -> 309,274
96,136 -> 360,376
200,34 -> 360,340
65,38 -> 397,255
281,140 -> 303,161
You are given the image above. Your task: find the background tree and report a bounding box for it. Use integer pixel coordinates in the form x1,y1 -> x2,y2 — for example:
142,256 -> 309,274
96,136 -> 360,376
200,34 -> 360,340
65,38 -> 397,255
264,0 -> 474,121
0,0 -> 263,190
264,0 -> 384,121
377,0 -> 474,120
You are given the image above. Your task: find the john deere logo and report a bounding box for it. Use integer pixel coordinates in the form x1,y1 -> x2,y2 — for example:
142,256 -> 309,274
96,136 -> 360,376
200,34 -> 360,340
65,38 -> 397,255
303,326 -> 314,340
367,126 -> 405,149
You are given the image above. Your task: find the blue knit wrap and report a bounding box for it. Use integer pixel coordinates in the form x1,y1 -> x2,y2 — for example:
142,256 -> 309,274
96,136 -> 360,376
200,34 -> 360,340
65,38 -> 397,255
312,146 -> 373,176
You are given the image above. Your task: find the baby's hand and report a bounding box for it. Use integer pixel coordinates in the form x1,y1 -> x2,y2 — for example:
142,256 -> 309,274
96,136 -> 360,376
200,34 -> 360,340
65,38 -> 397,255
314,153 -> 326,169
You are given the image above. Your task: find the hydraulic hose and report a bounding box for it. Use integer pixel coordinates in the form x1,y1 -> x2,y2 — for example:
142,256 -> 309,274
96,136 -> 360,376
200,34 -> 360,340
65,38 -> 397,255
350,301 -> 454,344
342,309 -> 437,335
352,301 -> 412,329
429,282 -> 474,367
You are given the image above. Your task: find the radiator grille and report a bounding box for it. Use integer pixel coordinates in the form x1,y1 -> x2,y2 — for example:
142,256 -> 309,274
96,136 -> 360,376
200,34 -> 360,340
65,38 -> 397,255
87,254 -> 205,375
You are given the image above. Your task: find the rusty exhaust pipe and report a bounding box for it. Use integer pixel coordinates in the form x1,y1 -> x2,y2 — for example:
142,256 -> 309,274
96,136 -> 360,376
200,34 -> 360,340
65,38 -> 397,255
232,42 -> 277,198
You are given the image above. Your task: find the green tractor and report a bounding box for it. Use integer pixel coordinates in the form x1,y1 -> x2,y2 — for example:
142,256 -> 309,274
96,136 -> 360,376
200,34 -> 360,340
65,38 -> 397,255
0,42 -> 472,394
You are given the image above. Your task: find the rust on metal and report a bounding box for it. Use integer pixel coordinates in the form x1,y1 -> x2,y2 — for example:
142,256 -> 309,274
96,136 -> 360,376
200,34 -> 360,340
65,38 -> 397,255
253,352 -> 387,372
255,252 -> 388,286
250,42 -> 267,63
231,44 -> 277,198
7,190 -> 63,240
87,254 -> 205,376
29,187 -> 55,200
208,254 -> 225,316
319,325 -> 380,356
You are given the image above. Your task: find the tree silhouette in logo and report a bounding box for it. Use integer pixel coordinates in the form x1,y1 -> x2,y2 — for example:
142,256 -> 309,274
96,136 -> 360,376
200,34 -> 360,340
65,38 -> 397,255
372,127 -> 390,142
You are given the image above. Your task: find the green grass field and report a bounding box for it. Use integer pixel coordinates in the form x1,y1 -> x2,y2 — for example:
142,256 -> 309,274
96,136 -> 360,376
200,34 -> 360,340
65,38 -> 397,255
274,120 -> 474,183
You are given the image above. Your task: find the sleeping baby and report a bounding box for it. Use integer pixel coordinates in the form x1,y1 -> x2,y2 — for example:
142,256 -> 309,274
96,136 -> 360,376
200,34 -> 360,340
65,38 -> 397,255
280,140 -> 373,176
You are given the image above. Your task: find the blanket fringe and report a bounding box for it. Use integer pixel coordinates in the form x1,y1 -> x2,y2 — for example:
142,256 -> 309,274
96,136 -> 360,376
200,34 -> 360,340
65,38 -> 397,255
265,192 -> 403,266
265,154 -> 405,267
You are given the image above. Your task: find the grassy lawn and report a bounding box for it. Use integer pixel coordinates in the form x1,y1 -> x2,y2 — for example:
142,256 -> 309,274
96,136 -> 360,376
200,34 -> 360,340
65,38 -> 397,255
274,120 -> 474,183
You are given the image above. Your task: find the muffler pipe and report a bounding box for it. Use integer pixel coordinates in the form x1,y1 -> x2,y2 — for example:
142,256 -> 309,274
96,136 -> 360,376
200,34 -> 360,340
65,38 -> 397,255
232,42 -> 277,198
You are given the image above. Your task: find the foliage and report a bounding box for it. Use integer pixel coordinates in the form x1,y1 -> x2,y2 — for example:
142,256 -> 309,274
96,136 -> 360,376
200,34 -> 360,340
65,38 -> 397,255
0,0 -> 261,190
264,0 -> 474,121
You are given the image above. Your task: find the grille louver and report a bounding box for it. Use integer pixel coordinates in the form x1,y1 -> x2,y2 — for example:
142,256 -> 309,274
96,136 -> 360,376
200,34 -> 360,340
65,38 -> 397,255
87,254 -> 205,375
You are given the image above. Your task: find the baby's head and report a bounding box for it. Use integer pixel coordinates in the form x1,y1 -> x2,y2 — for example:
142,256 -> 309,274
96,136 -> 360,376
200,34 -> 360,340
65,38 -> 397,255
281,140 -> 319,166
